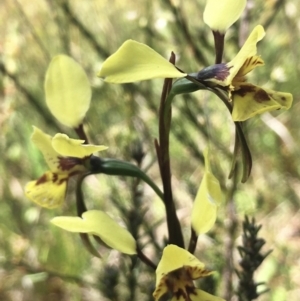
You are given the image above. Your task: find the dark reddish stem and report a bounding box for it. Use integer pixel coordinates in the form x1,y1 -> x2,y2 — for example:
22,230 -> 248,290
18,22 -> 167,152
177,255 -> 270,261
213,30 -> 225,64
75,123 -> 89,144
155,52 -> 184,248
136,247 -> 157,270
188,228 -> 198,254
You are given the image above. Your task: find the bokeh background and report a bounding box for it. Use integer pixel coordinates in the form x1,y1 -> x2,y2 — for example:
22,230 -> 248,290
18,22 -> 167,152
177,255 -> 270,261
1,0 -> 300,300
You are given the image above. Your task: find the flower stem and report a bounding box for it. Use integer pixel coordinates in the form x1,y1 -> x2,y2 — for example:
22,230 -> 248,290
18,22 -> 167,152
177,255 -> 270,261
156,52 -> 184,248
187,228 -> 198,254
209,87 -> 252,182
212,30 -> 225,64
185,74 -> 252,182
89,157 -> 165,202
136,247 -> 157,270
75,123 -> 89,143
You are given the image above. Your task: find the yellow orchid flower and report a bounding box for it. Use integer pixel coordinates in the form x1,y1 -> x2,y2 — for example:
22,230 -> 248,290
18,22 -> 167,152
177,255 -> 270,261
98,40 -> 186,83
51,210 -> 137,255
153,245 -> 225,301
45,55 -> 92,128
25,126 -> 107,208
197,25 -> 293,121
191,148 -> 223,235
204,0 -> 246,33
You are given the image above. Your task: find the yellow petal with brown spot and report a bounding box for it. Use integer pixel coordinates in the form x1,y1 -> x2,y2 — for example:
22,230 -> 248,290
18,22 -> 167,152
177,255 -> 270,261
25,171 -> 68,208
232,84 -> 293,121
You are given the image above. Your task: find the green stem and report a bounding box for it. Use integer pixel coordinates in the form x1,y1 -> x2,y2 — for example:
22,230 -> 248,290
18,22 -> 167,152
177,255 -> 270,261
165,77 -> 206,123
210,88 -> 252,182
89,157 -> 165,202
185,74 -> 252,182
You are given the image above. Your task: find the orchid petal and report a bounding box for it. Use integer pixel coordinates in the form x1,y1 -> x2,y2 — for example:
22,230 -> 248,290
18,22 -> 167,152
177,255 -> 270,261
31,126 -> 60,171
52,134 -> 108,158
204,0 -> 246,33
155,245 -> 205,281
25,171 -> 67,208
45,55 -> 91,128
234,55 -> 264,80
98,40 -> 186,83
154,245 -> 211,301
232,84 -> 293,121
51,210 -> 137,255
226,25 -> 265,84
191,148 -> 223,235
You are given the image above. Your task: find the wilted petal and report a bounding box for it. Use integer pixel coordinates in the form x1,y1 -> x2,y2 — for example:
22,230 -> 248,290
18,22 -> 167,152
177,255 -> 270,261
232,84 -> 293,121
98,40 -> 186,83
204,0 -> 246,33
45,55 -> 92,128
25,171 -> 68,208
51,210 -> 137,255
31,126 -> 61,172
226,25 -> 265,84
191,149 -> 223,235
52,133 -> 108,158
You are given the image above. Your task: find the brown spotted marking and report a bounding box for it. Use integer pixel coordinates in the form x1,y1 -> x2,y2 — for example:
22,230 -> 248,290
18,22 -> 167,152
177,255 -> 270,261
52,173 -> 58,183
254,89 -> 270,103
234,85 -> 257,98
174,287 -> 195,301
58,156 -> 84,171
36,173 -> 48,185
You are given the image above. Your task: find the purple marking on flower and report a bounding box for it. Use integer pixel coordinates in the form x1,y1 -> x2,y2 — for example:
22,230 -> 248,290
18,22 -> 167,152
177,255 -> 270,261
197,63 -> 231,82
